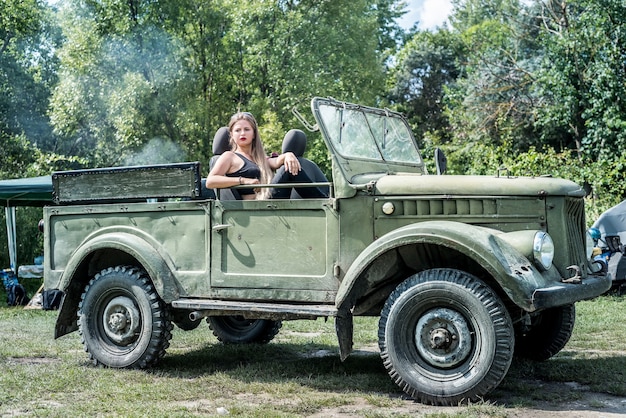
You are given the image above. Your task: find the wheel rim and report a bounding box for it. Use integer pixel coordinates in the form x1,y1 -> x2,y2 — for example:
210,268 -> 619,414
414,307 -> 473,369
102,295 -> 141,346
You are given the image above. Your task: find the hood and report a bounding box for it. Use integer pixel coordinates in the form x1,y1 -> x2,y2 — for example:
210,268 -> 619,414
374,174 -> 585,198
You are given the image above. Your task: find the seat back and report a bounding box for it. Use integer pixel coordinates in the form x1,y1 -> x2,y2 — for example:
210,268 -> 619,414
282,129 -> 308,158
208,127 -> 241,200
281,129 -> 329,198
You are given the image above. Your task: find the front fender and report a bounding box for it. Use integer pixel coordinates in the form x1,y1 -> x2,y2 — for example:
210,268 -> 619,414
336,221 -> 547,312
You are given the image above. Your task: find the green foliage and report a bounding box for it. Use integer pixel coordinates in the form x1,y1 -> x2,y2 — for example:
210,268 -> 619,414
0,0 -> 60,157
445,0 -> 542,153
387,30 -> 463,147
0,0 -> 42,40
51,2 -> 191,166
532,0 -> 626,162
49,0 -> 397,170
0,134 -> 37,177
397,0 -> 626,219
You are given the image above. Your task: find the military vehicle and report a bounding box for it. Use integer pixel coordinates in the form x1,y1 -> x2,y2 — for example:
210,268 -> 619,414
42,97 -> 610,405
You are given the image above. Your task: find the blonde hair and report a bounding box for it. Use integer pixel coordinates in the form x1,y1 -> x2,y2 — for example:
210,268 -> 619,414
228,112 -> 273,199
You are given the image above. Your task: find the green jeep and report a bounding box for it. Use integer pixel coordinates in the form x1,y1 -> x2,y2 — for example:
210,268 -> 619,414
43,97 -> 610,405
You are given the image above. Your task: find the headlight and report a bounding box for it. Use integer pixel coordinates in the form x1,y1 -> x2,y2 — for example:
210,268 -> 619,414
586,230 -> 596,260
533,231 -> 554,271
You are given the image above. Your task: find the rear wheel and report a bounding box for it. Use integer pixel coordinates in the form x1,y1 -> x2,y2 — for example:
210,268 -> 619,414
378,269 -> 514,405
78,265 -> 172,368
515,304 -> 575,361
208,316 -> 282,344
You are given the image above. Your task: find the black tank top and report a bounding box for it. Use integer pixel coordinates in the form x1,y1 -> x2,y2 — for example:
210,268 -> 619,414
226,153 -> 261,195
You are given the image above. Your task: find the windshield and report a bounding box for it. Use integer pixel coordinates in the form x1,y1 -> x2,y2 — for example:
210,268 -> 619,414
316,100 -> 422,165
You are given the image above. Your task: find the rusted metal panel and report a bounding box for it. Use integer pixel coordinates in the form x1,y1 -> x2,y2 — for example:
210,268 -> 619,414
52,162 -> 201,203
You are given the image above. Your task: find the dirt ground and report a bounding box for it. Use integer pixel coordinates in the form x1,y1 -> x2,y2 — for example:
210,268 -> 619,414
7,345 -> 626,417
303,347 -> 626,417
305,382 -> 626,417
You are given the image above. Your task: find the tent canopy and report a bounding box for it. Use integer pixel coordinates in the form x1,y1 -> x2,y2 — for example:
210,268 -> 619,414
0,175 -> 52,272
0,176 -> 53,207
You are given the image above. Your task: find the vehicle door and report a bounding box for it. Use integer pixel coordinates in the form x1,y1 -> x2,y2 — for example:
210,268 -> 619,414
210,197 -> 340,303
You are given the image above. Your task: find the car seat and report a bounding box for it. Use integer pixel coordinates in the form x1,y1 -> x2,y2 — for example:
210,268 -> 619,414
206,127 -> 242,200
275,129 -> 329,199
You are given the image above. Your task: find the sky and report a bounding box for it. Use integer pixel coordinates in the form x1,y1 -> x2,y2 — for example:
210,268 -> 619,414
398,0 -> 454,31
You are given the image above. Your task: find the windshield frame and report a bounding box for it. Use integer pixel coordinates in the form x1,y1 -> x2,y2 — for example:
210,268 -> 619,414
312,97 -> 426,182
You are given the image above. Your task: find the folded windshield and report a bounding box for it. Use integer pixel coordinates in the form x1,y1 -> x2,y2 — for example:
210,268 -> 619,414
316,100 -> 422,165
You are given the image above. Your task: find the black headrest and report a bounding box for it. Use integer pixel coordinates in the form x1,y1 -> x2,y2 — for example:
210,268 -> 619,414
212,127 -> 231,155
281,129 -> 307,157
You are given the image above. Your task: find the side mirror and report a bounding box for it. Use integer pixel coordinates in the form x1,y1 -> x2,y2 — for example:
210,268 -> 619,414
435,148 -> 447,175
582,181 -> 593,197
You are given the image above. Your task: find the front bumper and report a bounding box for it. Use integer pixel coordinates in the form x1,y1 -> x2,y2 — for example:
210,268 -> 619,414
531,272 -> 612,311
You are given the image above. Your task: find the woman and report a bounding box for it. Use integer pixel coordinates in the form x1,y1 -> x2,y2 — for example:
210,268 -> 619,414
205,112 -> 301,200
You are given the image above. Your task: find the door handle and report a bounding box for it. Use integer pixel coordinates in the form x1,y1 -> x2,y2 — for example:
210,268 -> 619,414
212,223 -> 232,232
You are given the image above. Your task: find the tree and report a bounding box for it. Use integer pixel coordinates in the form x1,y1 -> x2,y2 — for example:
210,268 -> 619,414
533,0 -> 626,162
0,1 -> 84,270
387,29 -> 463,147
433,0 -> 626,205
49,0 -> 400,169
49,0 -> 192,166
444,0 -> 544,152
0,0 -> 60,158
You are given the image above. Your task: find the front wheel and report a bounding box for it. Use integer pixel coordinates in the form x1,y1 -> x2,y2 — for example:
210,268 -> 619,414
78,265 -> 173,368
207,316 -> 282,344
378,269 -> 514,406
515,304 -> 575,361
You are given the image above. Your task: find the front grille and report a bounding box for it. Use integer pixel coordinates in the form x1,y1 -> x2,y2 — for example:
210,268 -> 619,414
564,197 -> 587,275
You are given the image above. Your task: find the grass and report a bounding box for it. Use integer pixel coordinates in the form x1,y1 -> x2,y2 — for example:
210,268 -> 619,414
491,293 -> 626,406
1,294 -> 626,417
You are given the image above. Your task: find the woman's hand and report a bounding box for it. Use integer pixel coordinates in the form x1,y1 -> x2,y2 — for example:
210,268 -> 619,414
283,152 -> 301,175
240,177 -> 260,186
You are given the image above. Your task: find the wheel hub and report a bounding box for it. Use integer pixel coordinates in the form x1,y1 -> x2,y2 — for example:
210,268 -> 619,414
429,327 -> 452,349
415,308 -> 472,368
103,296 -> 141,345
109,313 -> 127,331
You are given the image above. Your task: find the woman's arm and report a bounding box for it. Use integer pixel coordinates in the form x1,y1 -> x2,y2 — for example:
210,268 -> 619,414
268,151 -> 301,175
206,152 -> 259,189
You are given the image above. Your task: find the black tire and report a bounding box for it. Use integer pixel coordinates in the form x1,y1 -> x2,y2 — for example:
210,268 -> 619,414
207,316 -> 282,344
515,304 -> 575,361
78,265 -> 173,368
171,309 -> 202,331
378,269 -> 514,406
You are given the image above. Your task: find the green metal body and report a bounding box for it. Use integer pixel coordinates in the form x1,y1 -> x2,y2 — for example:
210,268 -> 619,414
43,98 -> 611,358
